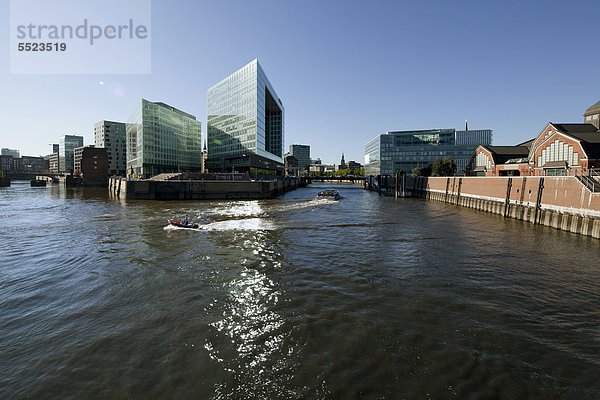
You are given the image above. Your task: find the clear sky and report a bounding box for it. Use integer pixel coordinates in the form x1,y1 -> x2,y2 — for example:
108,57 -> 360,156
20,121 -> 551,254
2,0 -> 600,165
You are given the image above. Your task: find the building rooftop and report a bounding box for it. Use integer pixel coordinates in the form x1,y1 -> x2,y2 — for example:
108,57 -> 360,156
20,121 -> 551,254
584,100 -> 600,117
551,123 -> 600,159
150,101 -> 197,120
482,145 -> 530,164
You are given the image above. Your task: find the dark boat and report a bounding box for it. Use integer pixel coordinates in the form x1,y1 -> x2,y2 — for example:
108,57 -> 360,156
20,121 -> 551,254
316,189 -> 340,200
30,179 -> 47,187
168,218 -> 199,229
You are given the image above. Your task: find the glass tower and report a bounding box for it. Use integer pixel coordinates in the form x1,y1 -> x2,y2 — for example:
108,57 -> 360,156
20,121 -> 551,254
59,135 -> 84,173
126,99 -> 202,177
364,129 -> 492,176
207,59 -> 284,172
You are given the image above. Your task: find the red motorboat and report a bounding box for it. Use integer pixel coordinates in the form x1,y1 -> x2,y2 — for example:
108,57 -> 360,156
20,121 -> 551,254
168,217 -> 199,229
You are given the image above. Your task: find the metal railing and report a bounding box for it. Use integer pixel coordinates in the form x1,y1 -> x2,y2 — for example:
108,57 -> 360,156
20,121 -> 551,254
575,174 -> 600,192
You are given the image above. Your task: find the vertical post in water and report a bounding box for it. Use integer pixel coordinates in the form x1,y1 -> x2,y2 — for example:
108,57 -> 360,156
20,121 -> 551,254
519,177 -> 527,220
504,177 -> 513,217
533,177 -> 544,224
395,172 -> 399,199
402,173 -> 406,198
444,177 -> 450,203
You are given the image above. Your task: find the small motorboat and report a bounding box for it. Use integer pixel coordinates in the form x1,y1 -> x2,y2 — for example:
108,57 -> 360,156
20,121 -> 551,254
316,189 -> 340,200
168,217 -> 199,229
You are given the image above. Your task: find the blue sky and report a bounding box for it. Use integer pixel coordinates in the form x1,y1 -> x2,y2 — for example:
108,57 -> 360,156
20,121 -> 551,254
2,0 -> 600,164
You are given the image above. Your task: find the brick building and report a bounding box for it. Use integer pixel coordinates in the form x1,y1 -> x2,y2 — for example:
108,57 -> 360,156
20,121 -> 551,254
468,99 -> 600,176
74,146 -> 109,182
529,123 -> 600,176
469,141 -> 533,176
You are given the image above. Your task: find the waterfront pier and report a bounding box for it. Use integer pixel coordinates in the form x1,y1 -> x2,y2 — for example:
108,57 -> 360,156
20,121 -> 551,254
109,174 -> 306,200
366,175 -> 600,238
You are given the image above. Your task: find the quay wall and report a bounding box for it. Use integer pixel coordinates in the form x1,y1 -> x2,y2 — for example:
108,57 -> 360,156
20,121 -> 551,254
108,177 -> 303,200
425,176 -> 600,238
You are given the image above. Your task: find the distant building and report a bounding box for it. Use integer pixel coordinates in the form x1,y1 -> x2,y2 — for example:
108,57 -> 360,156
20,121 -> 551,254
0,155 -> 14,172
59,135 -> 84,174
52,144 -> 59,154
347,160 -> 363,172
364,128 -> 492,176
284,154 -> 299,176
126,99 -> 202,178
49,153 -> 59,173
339,153 -> 346,169
19,156 -> 48,173
1,148 -> 20,158
310,163 -> 336,174
289,144 -> 310,173
74,146 -> 109,181
95,120 -> 127,176
207,59 -> 284,175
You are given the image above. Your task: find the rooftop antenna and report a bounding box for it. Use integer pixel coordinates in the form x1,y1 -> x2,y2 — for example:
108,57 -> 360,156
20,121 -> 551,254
465,119 -> 468,131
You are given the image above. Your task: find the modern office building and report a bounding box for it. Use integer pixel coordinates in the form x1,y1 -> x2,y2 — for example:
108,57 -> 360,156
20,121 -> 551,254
95,120 -> 127,175
59,135 -> 84,173
289,144 -> 310,173
126,99 -> 202,178
52,144 -> 59,154
1,148 -> 20,158
207,59 -> 284,175
364,128 -> 492,176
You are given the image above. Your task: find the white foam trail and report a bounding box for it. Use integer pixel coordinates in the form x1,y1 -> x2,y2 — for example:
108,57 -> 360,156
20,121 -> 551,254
164,217 -> 276,232
201,218 -> 276,231
206,201 -> 264,217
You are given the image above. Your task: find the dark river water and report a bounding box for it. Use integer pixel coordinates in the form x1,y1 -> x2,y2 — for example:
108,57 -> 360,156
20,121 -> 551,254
2,181 -> 600,399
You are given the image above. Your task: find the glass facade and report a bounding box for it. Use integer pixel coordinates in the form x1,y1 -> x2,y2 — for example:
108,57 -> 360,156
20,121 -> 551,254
289,144 -> 311,171
59,135 -> 83,173
207,59 -> 284,171
126,99 -> 202,177
364,129 -> 492,176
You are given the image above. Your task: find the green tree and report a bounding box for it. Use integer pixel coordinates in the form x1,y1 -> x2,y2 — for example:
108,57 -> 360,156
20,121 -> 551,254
432,158 -> 457,176
421,165 -> 433,177
412,167 -> 421,176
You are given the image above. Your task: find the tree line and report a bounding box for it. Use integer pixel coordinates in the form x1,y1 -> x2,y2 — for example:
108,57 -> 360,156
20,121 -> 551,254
411,157 -> 456,177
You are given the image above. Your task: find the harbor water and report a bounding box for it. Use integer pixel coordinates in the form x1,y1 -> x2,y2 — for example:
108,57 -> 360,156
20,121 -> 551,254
2,181 -> 600,399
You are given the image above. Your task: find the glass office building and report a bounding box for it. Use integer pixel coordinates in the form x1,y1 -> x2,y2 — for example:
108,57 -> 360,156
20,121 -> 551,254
59,135 -> 84,173
364,129 -> 492,176
289,144 -> 311,172
126,99 -> 202,177
207,59 -> 284,174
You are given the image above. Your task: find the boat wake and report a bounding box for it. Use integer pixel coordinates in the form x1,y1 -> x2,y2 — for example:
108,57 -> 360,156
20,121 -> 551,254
164,217 -> 276,232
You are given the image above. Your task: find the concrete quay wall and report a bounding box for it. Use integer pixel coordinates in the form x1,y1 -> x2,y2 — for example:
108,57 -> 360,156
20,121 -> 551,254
109,177 -> 303,200
425,176 -> 600,239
